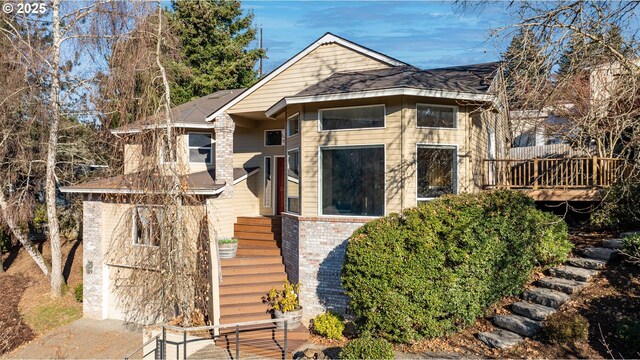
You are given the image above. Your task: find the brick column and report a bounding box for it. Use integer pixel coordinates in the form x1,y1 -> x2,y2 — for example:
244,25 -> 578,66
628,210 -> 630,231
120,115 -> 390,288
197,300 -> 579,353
82,194 -> 105,319
213,113 -> 235,199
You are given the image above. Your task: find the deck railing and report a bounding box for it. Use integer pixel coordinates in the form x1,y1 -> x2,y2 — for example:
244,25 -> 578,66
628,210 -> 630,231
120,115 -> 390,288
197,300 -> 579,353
483,157 -> 626,190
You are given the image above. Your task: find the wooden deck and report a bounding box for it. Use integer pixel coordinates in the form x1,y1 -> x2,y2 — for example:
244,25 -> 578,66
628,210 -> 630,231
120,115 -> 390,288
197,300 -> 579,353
483,157 -> 626,201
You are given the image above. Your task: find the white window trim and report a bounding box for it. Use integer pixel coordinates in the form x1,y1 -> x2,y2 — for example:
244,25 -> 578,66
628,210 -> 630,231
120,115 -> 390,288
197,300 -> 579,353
318,104 -> 386,132
263,156 -> 272,208
131,205 -> 162,247
287,112 -> 300,138
286,148 -> 300,214
264,129 -> 285,147
317,144 -> 387,218
415,143 -> 458,204
187,132 -> 214,165
416,103 -> 459,130
272,155 -> 285,215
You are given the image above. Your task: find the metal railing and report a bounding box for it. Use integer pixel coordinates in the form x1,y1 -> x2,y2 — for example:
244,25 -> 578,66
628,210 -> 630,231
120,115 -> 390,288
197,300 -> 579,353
124,318 -> 290,360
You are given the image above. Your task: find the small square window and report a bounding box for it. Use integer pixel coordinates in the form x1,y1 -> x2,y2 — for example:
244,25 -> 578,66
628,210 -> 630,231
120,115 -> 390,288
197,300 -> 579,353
188,133 -> 213,164
287,113 -> 300,137
265,130 -> 284,146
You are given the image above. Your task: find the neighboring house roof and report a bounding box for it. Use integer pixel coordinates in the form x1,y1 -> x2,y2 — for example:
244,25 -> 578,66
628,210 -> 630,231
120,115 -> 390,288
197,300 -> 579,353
204,32 -> 409,122
60,167 -> 257,195
266,62 -> 502,117
112,89 -> 246,134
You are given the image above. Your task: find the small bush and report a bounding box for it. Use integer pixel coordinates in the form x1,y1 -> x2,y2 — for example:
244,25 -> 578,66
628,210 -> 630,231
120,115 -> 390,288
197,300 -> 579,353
74,284 -> 83,303
340,335 -> 394,360
544,312 -> 589,344
312,312 -> 345,340
341,190 -> 571,343
591,182 -> 640,229
621,234 -> 640,265
615,317 -> 640,351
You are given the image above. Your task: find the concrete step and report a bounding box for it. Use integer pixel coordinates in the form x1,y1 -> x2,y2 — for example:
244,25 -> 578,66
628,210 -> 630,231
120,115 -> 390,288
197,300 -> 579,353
234,223 -> 281,234
477,329 -> 524,349
621,231 -> 640,238
581,247 -> 618,261
511,301 -> 556,321
222,273 -> 287,286
221,263 -> 285,276
236,247 -> 281,256
537,277 -> 587,294
220,281 -> 283,296
566,257 -> 607,270
220,292 -> 268,306
548,265 -> 598,282
602,238 -> 624,249
493,314 -> 542,337
221,255 -> 283,267
236,216 -> 281,226
523,287 -> 570,309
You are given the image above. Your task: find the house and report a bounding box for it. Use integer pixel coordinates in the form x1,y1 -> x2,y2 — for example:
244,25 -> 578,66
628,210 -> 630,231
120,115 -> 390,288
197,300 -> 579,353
61,33 -> 509,326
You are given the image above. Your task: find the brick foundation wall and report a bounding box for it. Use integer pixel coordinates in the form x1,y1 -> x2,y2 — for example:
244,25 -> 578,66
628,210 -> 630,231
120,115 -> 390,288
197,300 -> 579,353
282,214 -> 370,323
83,195 -> 104,319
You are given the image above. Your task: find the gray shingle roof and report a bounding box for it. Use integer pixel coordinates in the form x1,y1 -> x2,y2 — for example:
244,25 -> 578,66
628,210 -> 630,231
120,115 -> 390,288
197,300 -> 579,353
294,62 -> 501,97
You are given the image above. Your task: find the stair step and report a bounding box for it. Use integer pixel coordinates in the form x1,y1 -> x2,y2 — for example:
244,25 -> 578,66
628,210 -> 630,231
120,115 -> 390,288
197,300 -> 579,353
234,224 -> 281,234
220,292 -> 269,306
220,281 -> 284,296
566,257 -> 607,270
221,263 -> 285,276
602,238 -> 624,249
621,231 -> 640,238
581,247 -> 618,261
523,287 -> 570,308
549,265 -> 598,282
221,302 -> 270,316
236,216 -> 281,226
222,273 -> 287,286
235,231 -> 280,241
221,256 -> 283,267
493,314 -> 542,337
220,311 -> 272,324
477,329 -> 524,349
511,301 -> 556,321
536,277 -> 587,294
236,247 -> 281,256
237,239 -> 280,248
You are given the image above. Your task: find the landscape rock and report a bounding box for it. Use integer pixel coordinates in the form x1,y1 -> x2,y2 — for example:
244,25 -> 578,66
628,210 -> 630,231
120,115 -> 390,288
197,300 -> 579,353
493,314 -> 543,337
511,301 -> 556,321
537,277 -> 587,294
523,287 -> 570,308
602,238 -> 624,249
582,247 -> 618,261
477,329 -> 524,349
566,257 -> 607,270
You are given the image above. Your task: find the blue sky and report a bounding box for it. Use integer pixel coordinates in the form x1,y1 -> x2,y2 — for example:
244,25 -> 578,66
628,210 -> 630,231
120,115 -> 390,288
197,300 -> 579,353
244,1 -> 513,72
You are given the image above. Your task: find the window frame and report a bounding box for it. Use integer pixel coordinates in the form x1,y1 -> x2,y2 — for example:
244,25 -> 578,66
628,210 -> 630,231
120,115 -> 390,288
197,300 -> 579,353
286,148 -> 300,214
415,143 -> 458,203
187,132 -> 214,165
264,129 -> 285,147
318,144 -> 386,218
287,112 -> 300,138
131,205 -> 163,247
415,103 -> 458,129
318,104 -> 386,132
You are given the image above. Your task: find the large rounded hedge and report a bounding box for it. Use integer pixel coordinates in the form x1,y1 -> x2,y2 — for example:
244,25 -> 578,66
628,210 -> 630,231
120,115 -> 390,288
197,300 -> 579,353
341,190 -> 571,343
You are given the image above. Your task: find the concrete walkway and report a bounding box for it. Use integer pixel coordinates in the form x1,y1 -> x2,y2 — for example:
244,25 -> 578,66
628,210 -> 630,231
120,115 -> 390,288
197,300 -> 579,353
5,318 -> 142,359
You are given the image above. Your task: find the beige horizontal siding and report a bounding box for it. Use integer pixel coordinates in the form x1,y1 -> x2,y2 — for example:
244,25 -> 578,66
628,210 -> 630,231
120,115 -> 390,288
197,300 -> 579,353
233,173 -> 260,220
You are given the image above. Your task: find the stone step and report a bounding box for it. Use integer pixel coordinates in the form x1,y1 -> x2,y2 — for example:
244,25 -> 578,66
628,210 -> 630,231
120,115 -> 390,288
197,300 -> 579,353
602,238 -> 624,249
621,231 -> 640,238
477,329 -> 524,349
548,266 -> 598,282
523,287 -> 570,308
566,257 -> 607,270
537,277 -> 587,294
581,247 -> 617,261
493,314 -> 543,337
511,301 -> 556,321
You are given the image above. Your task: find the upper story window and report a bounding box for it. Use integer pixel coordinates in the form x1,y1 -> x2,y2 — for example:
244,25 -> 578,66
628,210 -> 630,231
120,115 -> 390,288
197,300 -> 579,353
287,149 -> 300,214
319,105 -> 385,131
265,129 -> 284,146
417,104 -> 457,129
188,132 -> 214,164
287,113 -> 300,137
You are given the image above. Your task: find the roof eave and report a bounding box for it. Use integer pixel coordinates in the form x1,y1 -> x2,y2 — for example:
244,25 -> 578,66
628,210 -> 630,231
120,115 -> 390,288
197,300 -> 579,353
110,122 -> 216,135
60,185 -> 226,196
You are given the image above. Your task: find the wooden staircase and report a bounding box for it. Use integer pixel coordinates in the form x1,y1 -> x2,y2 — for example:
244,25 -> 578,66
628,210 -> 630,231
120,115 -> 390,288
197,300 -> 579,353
216,216 -> 308,358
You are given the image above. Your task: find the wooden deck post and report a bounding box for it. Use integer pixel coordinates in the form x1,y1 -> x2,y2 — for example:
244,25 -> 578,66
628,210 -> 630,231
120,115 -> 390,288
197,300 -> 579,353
592,156 -> 598,187
533,158 -> 538,189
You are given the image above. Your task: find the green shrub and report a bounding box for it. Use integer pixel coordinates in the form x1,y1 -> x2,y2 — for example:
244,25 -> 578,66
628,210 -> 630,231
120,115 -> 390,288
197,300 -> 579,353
622,234 -> 640,265
615,317 -> 640,351
340,335 -> 394,360
312,312 -> 345,340
74,284 -> 83,303
544,312 -> 589,344
341,190 -> 572,343
591,182 -> 640,229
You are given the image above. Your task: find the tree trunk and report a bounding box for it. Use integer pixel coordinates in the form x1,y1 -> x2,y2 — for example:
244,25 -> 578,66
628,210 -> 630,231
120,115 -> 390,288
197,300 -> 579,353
46,0 -> 65,297
0,191 -> 51,278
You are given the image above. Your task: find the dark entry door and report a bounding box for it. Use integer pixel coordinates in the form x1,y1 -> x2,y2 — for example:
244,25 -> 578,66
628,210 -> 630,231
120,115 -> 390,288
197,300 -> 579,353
276,157 -> 285,214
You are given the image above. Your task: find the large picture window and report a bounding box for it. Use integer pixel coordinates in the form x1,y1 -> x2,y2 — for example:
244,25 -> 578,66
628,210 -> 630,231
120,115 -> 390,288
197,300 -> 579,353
321,146 -> 384,216
417,104 -> 457,128
188,133 -> 213,164
287,149 -> 300,213
319,105 -> 385,131
132,206 -> 163,246
417,146 -> 457,200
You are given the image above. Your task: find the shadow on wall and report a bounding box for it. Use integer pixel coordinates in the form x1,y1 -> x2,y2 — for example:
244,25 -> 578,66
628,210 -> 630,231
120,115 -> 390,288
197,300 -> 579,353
315,238 -> 350,315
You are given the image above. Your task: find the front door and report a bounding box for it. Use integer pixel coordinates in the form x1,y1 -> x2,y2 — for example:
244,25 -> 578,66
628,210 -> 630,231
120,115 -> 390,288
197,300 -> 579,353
276,157 -> 285,214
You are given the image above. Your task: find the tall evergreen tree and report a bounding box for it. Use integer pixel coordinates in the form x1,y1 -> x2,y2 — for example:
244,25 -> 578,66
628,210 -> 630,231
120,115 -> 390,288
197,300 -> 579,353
169,0 -> 265,105
502,28 -> 548,109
